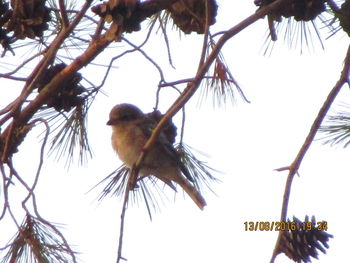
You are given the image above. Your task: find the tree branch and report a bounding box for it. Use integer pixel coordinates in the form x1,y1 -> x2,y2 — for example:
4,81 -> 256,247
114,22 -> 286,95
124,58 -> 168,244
21,119 -> 49,210
270,43 -> 350,263
0,0 -> 188,162
131,0 -> 290,182
0,50 -> 46,79
58,0 -> 69,28
0,0 -> 94,161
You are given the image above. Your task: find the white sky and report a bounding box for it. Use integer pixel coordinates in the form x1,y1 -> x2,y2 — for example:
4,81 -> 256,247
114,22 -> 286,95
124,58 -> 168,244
1,0 -> 350,262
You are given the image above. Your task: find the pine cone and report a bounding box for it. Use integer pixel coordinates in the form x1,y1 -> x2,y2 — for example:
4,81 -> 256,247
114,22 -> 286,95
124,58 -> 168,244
255,0 -> 326,22
7,0 -> 51,40
91,0 -> 140,37
37,63 -> 86,112
168,0 -> 218,34
338,0 -> 350,37
277,215 -> 333,263
0,0 -> 13,54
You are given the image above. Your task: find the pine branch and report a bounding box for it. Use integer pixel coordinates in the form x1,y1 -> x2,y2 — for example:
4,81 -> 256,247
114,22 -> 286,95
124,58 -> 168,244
0,0 -> 191,163
319,105 -> 350,147
0,0 -> 94,162
1,215 -> 77,263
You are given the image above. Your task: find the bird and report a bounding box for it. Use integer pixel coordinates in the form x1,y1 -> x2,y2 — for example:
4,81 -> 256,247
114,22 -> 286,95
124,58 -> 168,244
107,103 -> 206,210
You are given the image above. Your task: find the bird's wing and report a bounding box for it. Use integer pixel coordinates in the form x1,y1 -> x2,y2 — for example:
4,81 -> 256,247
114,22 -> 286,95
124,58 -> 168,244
158,138 -> 194,182
136,117 -> 194,183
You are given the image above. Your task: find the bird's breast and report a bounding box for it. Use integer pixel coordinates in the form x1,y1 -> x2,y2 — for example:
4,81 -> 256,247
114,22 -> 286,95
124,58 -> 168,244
111,125 -> 146,167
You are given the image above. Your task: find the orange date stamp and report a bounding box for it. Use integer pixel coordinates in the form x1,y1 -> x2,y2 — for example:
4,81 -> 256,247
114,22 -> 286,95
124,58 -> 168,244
244,221 -> 328,231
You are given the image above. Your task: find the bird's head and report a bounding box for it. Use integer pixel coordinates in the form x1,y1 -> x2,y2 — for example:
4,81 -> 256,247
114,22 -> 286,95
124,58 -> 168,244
107,103 -> 143,126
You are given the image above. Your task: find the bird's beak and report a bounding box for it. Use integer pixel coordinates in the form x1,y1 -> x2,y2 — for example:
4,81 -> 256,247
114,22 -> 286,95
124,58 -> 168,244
106,119 -> 115,125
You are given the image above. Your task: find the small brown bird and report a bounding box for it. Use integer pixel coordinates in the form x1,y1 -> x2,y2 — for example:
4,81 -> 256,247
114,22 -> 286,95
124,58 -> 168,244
107,103 -> 206,210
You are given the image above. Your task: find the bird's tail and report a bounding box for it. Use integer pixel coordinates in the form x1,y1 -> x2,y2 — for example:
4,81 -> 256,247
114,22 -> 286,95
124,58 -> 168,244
177,176 -> 206,210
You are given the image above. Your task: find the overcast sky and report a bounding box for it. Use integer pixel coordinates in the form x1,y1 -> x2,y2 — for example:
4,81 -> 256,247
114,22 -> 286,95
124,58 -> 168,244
1,1 -> 350,263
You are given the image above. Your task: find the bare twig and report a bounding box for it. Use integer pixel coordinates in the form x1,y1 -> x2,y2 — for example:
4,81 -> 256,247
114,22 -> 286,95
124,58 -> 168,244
270,44 -> 350,263
0,75 -> 27,81
197,0 -> 211,69
158,78 -> 195,87
116,173 -> 135,263
102,18 -> 157,86
2,162 -> 21,229
49,8 -> 102,25
179,106 -> 186,144
157,14 -> 174,68
158,76 -> 239,88
21,119 -> 49,209
0,50 -> 46,78
123,37 -> 165,82
58,0 -> 69,28
5,200 -> 20,229
211,30 -> 228,38
0,164 -> 10,221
